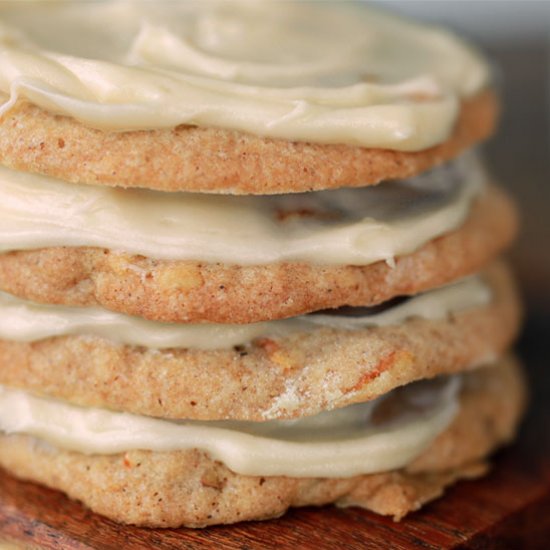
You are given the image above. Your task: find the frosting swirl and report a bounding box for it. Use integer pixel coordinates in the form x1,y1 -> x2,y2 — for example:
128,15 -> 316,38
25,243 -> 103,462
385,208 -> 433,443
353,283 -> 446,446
0,1 -> 490,149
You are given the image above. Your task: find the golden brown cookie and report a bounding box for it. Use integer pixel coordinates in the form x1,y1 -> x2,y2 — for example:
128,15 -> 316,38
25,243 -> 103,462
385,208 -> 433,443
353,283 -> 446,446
0,262 -> 520,421
0,184 -> 517,324
0,91 -> 497,194
0,359 -> 526,527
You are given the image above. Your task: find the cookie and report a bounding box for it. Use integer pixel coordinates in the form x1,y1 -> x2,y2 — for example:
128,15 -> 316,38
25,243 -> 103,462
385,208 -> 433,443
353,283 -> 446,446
0,183 -> 516,323
0,262 -> 520,421
0,92 -> 496,195
0,359 -> 526,527
0,2 -> 496,194
0,184 -> 517,323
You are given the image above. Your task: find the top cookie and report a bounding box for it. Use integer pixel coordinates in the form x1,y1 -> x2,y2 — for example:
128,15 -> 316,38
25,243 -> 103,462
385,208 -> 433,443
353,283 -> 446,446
0,2 -> 496,194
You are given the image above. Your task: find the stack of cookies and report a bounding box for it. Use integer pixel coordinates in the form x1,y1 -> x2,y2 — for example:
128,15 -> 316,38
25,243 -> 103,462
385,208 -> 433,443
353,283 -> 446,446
0,1 -> 525,528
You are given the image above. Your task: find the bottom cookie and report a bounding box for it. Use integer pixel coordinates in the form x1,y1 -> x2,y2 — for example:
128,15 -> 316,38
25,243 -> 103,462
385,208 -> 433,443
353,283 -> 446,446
0,358 -> 526,528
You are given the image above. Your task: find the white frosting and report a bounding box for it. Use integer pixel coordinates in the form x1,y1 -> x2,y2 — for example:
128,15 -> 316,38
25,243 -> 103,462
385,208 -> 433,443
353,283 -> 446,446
0,1 -> 490,149
0,275 -> 490,350
0,153 -> 485,265
0,376 -> 460,477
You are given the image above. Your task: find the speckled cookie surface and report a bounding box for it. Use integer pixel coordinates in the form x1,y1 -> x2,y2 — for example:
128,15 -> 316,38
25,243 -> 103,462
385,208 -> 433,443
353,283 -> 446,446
0,359 -> 526,528
0,185 -> 517,324
0,262 -> 520,421
0,92 -> 497,194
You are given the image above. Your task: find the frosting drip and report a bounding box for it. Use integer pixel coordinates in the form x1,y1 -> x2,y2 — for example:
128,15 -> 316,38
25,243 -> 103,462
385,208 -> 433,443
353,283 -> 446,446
0,153 -> 485,265
0,376 -> 460,477
0,1 -> 490,149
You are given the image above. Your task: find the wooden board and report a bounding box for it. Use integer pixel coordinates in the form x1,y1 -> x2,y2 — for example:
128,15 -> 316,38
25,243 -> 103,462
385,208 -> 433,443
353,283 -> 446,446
0,443 -> 549,549
0,316 -> 549,549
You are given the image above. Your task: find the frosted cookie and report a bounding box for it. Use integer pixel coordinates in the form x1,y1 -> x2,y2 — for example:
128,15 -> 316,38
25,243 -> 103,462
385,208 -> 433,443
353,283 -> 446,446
0,2 -> 496,193
0,262 -> 520,421
0,156 -> 518,323
0,359 -> 526,527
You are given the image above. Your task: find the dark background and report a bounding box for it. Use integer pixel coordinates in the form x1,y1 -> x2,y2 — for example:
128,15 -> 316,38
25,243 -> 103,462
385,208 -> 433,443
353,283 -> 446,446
384,0 -> 550,311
